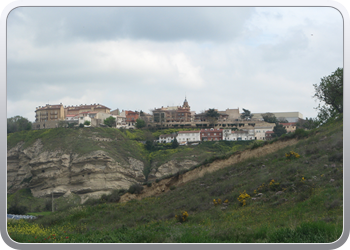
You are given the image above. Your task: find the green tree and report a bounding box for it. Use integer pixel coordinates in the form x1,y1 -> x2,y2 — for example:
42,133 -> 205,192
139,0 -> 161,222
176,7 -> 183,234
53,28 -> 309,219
296,117 -> 318,130
7,116 -> 32,134
84,120 -> 91,126
171,138 -> 179,148
313,67 -> 343,124
261,113 -> 277,123
240,108 -> 253,120
205,109 -> 220,125
135,118 -> 146,129
104,116 -> 116,127
272,123 -> 287,138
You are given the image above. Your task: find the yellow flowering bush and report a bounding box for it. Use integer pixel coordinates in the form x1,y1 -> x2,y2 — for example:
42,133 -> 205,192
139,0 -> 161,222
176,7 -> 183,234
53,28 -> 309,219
269,179 -> 280,191
213,198 -> 223,205
237,191 -> 250,206
285,151 -> 300,160
175,211 -> 189,223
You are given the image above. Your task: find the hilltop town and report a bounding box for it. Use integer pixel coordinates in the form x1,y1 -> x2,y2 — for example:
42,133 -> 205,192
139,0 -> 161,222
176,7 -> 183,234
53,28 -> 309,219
33,97 -> 303,143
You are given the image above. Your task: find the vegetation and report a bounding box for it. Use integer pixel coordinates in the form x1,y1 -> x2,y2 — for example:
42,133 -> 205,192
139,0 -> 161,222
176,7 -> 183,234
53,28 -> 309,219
83,121 -> 91,126
135,118 -> 146,129
273,123 -> 287,138
7,118 -> 343,243
104,116 -> 116,127
205,109 -> 220,125
240,108 -> 253,120
313,67 -> 343,125
7,116 -> 32,134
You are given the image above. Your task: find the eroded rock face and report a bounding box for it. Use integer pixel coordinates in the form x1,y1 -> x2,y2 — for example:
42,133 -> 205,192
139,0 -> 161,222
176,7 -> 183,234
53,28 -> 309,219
7,140 -> 146,201
147,159 -> 199,181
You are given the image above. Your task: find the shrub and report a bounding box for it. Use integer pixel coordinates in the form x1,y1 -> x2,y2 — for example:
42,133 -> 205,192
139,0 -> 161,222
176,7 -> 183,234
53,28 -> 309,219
285,151 -> 300,160
128,184 -> 144,194
7,204 -> 28,215
269,179 -> 280,191
175,211 -> 189,223
170,186 -> 176,190
237,191 -> 250,206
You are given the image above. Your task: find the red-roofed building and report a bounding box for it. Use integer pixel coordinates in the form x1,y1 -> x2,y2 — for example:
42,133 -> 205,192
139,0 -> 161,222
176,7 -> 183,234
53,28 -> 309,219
280,122 -> 297,133
200,128 -> 223,141
125,111 -> 139,123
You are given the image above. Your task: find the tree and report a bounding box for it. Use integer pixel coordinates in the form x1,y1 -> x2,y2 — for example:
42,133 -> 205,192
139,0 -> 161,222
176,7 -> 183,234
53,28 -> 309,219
272,123 -> 287,138
79,123 -> 84,128
261,113 -> 277,123
135,118 -> 146,129
84,120 -> 91,126
313,67 -> 343,123
7,116 -> 32,134
171,138 -> 179,149
205,109 -> 220,125
104,116 -> 116,127
277,117 -> 289,123
240,108 -> 253,120
296,117 -> 318,130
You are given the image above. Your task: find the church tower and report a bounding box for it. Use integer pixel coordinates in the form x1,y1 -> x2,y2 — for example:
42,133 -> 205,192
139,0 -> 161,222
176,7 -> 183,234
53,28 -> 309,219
182,96 -> 190,109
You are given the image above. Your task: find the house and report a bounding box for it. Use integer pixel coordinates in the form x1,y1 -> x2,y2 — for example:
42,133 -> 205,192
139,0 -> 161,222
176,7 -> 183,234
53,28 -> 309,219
200,128 -> 223,141
254,125 -> 275,140
223,129 -> 254,141
159,133 -> 177,143
176,131 -> 201,143
280,122 -> 297,133
265,131 -> 274,140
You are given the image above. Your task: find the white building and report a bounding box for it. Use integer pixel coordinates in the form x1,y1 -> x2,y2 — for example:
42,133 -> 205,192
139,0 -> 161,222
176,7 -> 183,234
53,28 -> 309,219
254,125 -> 275,140
252,112 -> 303,123
223,129 -> 254,141
115,112 -> 135,129
159,133 -> 177,143
176,131 -> 201,142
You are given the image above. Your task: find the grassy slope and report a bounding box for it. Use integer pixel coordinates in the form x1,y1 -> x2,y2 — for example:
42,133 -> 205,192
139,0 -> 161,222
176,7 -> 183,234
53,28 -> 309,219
7,120 -> 343,243
7,127 -> 254,177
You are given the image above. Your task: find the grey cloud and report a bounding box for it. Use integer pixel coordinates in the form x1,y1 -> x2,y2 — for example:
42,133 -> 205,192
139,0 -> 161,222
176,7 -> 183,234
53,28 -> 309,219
7,7 -> 255,45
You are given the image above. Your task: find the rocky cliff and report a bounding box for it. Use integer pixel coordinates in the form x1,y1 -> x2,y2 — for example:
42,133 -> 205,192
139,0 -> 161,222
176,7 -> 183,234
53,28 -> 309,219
7,139 -> 146,202
7,139 -> 199,202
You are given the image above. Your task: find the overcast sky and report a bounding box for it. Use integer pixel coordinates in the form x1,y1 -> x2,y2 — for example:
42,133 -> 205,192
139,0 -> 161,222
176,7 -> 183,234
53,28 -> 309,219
7,6 -> 343,122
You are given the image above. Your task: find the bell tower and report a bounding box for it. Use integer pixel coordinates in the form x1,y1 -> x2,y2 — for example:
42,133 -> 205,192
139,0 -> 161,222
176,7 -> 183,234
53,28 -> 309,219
182,96 -> 190,109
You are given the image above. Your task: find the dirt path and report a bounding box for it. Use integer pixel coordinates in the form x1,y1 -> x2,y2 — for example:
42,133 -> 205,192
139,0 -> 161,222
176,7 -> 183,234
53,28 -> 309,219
120,138 -> 298,202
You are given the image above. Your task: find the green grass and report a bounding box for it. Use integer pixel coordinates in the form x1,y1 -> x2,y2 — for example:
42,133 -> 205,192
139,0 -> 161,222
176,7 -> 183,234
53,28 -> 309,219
7,120 -> 343,243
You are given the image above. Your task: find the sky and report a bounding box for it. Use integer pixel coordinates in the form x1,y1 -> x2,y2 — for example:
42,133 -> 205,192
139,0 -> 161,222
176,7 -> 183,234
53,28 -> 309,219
6,6 -> 343,122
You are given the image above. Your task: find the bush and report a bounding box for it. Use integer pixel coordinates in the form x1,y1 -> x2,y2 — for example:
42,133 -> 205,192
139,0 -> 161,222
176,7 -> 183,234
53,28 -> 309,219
175,211 -> 189,223
128,184 -> 144,194
170,186 -> 176,190
7,204 -> 28,215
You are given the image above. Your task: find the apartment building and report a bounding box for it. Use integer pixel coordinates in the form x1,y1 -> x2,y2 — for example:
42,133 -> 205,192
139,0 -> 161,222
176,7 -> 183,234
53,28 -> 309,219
35,103 -> 65,122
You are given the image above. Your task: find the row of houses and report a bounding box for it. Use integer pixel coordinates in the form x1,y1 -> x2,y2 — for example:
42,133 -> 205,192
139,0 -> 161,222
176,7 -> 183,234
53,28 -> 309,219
158,122 -> 297,143
32,98 -> 301,131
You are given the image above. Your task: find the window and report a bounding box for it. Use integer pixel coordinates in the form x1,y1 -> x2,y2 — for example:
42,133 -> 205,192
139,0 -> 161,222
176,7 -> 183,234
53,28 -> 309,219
214,133 -> 216,135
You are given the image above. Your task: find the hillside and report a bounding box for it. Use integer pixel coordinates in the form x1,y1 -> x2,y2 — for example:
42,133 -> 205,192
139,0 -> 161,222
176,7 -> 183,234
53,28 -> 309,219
7,127 -> 254,200
7,120 -> 343,243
